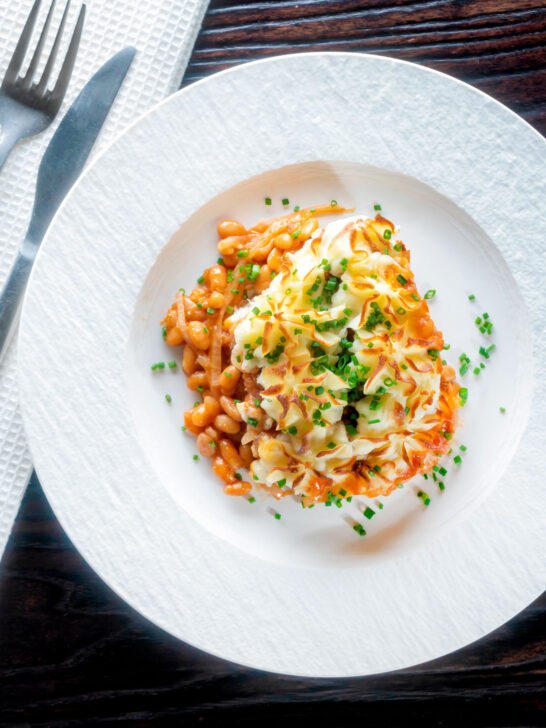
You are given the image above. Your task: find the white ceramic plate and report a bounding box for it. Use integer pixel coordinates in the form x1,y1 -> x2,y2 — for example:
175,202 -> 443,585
18,53 -> 546,677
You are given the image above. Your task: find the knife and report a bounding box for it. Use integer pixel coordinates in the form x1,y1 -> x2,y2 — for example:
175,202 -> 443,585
0,46 -> 136,362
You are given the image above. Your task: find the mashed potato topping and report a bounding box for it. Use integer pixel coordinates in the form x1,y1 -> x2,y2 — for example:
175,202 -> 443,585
231,215 -> 459,502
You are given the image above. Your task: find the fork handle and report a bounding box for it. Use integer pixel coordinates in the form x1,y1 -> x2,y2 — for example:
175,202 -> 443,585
0,249 -> 33,362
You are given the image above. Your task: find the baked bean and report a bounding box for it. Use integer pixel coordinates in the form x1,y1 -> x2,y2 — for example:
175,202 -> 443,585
186,371 -> 208,391
164,307 -> 177,328
219,439 -> 243,470
214,414 -> 240,435
256,266 -> 272,290
204,426 -> 218,441
217,220 -> 247,238
267,246 -> 283,271
219,365 -> 240,395
252,220 -> 269,233
165,326 -> 184,346
184,297 -> 207,321
208,291 -> 225,308
187,321 -> 210,350
191,396 -> 221,427
219,395 -> 242,421
223,481 -> 252,496
212,455 -> 232,483
189,287 -> 208,304
197,432 -> 218,458
182,346 -> 197,375
217,234 -> 249,256
183,410 -> 202,436
238,443 -> 253,466
220,253 -> 237,268
274,233 -> 293,250
208,265 -> 227,292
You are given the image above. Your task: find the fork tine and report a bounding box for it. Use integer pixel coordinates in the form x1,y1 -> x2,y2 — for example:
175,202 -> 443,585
21,0 -> 57,90
48,3 -> 85,112
2,0 -> 42,88
35,0 -> 70,96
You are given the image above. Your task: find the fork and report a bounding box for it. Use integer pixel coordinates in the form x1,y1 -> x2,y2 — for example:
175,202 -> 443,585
0,0 -> 85,172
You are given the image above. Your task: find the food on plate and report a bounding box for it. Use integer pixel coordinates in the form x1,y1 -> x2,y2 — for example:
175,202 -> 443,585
162,205 -> 460,505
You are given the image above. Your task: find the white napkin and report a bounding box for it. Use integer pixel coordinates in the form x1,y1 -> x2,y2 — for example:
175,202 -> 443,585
0,0 -> 209,558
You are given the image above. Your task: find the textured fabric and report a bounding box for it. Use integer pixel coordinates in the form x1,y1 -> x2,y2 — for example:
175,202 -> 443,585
0,0 -> 208,559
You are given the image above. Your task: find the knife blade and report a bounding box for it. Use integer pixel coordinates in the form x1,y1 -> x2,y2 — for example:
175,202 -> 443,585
0,46 -> 136,361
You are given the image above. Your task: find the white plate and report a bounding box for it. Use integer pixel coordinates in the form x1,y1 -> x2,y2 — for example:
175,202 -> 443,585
18,53 -> 546,677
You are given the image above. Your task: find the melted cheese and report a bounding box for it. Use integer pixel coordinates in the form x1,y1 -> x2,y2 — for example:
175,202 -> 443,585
232,215 -> 459,502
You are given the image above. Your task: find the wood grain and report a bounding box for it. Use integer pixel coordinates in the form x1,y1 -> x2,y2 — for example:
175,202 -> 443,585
1,2 -> 545,726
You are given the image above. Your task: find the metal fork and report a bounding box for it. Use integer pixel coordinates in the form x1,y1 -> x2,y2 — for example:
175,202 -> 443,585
0,0 -> 85,172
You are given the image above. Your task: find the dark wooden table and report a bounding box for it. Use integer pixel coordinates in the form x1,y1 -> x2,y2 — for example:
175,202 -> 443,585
1,2 -> 545,725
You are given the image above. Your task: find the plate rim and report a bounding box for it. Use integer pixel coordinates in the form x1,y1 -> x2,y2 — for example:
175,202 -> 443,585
17,50 -> 546,677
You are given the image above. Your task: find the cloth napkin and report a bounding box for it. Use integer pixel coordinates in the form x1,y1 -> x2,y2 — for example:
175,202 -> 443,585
0,0 -> 209,559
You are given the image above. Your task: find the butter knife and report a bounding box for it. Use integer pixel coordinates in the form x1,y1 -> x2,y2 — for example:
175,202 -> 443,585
0,46 -> 136,362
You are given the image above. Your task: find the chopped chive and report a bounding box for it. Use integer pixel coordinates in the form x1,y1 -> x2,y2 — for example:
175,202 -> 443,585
265,197 -> 272,205
374,203 -> 382,210
394,243 -> 403,252
383,229 -> 392,240
331,199 -> 338,207
197,275 -> 205,284
468,294 -> 475,301
248,496 -> 256,503
236,250 -> 249,258
453,455 -> 462,465
438,482 -> 445,491
234,472 -> 242,481
165,393 -> 172,403
226,306 -> 234,314
161,326 -> 167,340
247,417 -> 258,427
460,444 -> 467,451
367,419 -> 380,425
282,198 -> 289,205
439,467 -> 447,477
151,362 -> 165,370
424,289 -> 436,300
417,490 -> 431,506
274,512 -> 281,520
499,406 -> 506,413
411,293 -> 420,302
206,307 -> 215,315
363,506 -> 375,520
254,398 -> 261,407
353,523 -> 366,536
203,326 -> 209,334
193,454 -> 198,461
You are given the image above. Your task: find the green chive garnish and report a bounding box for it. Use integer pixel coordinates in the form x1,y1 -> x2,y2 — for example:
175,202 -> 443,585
424,289 -> 436,300
417,490 -> 430,506
165,394 -> 172,403
265,197 -> 271,205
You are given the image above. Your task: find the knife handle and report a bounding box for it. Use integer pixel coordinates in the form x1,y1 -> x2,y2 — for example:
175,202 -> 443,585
0,249 -> 33,362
